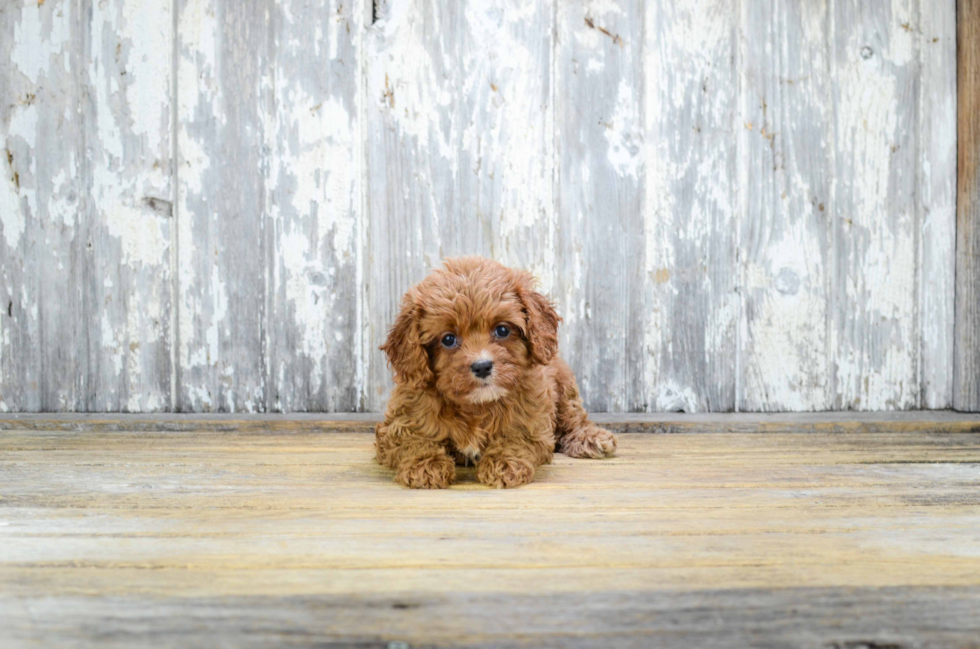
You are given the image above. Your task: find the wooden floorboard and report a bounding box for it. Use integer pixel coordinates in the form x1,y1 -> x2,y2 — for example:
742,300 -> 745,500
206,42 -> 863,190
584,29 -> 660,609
2,424 -> 980,647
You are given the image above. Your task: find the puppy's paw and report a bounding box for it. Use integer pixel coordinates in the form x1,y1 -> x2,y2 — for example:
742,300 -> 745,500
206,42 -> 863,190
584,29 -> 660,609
396,454 -> 456,489
560,425 -> 617,459
477,452 -> 535,489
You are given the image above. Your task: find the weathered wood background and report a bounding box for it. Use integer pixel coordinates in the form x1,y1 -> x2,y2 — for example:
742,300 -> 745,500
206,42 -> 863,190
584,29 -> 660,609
4,424 -> 980,647
0,0 -> 962,413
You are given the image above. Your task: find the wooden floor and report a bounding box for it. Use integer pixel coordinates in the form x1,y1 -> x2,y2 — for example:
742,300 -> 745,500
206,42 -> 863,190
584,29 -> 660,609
3,415 -> 980,648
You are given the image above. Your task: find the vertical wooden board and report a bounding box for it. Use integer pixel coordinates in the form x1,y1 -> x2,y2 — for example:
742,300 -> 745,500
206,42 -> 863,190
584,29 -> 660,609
642,1 -> 738,412
955,0 -> 980,411
83,0 -> 174,411
0,1 -> 79,411
738,1 -> 833,411
831,0 -> 919,410
1,0 -> 172,412
265,0 -> 362,412
177,0 -> 270,411
365,0 -> 555,412
179,0 -> 363,412
555,0 -> 645,412
455,0 -> 555,283
364,0 -> 461,411
918,0 -> 956,409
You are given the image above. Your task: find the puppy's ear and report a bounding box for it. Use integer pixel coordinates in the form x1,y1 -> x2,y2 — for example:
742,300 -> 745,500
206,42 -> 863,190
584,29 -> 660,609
380,290 -> 434,389
516,272 -> 561,365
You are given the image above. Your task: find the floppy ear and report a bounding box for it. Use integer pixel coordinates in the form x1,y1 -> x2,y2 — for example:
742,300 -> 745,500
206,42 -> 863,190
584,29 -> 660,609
380,290 -> 434,389
516,272 -> 561,365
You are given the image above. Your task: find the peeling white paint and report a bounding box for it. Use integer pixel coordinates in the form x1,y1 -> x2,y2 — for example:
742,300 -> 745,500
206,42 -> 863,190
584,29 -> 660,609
207,260 -> 228,369
887,0 -> 916,65
103,200 -> 170,267
46,168 -> 77,228
834,13 -> 917,410
916,0 -> 957,408
0,139 -> 25,249
177,208 -> 200,372
371,0 -> 455,161
10,2 -> 73,85
0,0 -> 959,413
102,314 -> 125,377
640,0 -> 738,412
654,380 -> 699,412
3,104 -> 39,243
279,228 -> 333,373
287,93 -> 355,255
176,0 -> 222,408
604,79 -> 642,178
121,0 -> 172,154
459,0 -> 554,291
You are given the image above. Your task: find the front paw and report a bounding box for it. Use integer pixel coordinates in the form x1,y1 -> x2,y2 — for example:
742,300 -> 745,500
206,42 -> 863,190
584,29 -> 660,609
396,453 -> 456,489
561,425 -> 617,459
477,453 -> 535,489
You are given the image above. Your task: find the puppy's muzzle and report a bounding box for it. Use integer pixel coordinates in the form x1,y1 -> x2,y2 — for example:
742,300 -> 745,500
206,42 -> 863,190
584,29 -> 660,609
471,360 -> 493,379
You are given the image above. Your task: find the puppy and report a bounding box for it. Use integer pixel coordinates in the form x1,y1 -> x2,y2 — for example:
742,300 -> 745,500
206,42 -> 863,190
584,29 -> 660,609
375,256 -> 617,489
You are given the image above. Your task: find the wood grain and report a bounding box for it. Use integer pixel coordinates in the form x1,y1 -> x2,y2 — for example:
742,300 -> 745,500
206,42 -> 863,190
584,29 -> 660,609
175,0 -> 269,411
2,427 -> 979,647
642,0 -> 738,413
364,0 -> 556,412
832,0 -> 920,410
85,0 -> 175,412
738,0 -> 958,412
0,1 -> 963,413
739,0 -> 833,411
455,0 -> 556,280
555,0 -> 645,412
0,1 -> 80,412
918,0 -> 957,409
955,0 -> 980,411
0,0 -> 174,412
175,0 -> 362,412
4,587 -> 980,649
264,0 -> 363,412
363,0 -> 458,412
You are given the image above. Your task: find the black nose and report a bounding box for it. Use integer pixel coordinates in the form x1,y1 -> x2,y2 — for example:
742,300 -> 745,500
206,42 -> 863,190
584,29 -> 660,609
471,360 -> 493,379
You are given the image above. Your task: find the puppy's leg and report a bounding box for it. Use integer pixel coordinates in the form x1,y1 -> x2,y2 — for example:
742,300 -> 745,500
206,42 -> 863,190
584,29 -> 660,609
552,359 -> 617,459
376,421 -> 456,489
477,427 -> 553,489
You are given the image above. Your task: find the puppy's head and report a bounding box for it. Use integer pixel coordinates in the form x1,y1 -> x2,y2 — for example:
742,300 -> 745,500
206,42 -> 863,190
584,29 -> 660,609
381,257 -> 560,405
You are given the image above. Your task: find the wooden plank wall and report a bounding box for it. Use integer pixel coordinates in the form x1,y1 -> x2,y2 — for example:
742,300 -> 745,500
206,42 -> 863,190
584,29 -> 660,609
956,0 -> 980,411
0,0 -> 961,413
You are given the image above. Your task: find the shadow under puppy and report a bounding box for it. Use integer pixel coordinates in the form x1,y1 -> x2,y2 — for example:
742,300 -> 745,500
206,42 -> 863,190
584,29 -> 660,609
376,256 -> 617,489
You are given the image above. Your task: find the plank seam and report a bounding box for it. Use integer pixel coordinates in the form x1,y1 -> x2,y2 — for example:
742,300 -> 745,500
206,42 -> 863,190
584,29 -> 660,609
915,0 -> 923,408
262,0 -> 274,412
828,0 -> 840,410
77,0 -> 92,412
355,0 -> 368,413
953,0 -> 959,406
550,0 -> 559,403
734,0 -> 744,413
170,0 -> 180,412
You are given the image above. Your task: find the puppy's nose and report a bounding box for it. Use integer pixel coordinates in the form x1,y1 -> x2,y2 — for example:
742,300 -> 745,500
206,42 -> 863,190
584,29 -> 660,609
471,359 -> 493,379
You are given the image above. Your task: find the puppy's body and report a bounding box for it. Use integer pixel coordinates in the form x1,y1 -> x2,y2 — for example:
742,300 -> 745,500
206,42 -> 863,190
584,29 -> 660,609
376,257 -> 617,489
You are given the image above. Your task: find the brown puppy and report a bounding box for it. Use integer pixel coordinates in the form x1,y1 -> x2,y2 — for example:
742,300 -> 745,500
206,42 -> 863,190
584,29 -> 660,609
376,256 -> 617,489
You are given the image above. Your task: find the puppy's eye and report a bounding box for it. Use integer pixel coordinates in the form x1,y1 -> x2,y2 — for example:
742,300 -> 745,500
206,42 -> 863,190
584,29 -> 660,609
493,324 -> 511,339
440,333 -> 458,349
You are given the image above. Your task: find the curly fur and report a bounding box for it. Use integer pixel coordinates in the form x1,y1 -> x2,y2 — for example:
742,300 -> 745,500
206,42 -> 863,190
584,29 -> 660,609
376,256 -> 617,489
